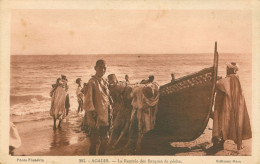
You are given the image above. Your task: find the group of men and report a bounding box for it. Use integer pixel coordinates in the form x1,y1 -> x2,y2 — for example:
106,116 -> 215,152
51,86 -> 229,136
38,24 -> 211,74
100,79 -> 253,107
82,59 -> 162,155
52,59 -> 251,155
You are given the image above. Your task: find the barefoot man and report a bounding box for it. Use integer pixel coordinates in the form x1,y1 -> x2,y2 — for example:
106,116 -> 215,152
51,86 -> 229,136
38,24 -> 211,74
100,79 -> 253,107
83,59 -> 112,155
50,78 -> 66,130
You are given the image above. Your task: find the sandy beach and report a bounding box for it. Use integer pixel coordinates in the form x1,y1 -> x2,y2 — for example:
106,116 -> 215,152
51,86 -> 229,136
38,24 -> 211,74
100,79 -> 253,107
13,112 -> 88,156
12,111 -> 251,156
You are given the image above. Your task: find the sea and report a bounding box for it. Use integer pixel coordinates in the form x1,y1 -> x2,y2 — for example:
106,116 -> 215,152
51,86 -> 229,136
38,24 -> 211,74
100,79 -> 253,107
10,53 -> 252,124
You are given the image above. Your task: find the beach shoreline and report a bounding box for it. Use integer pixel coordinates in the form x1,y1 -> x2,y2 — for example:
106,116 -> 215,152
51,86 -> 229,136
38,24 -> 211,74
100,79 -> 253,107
12,112 -> 251,156
13,112 -> 87,156
10,53 -> 252,156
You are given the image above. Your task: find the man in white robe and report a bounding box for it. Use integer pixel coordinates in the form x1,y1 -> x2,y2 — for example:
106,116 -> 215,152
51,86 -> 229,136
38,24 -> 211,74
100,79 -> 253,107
207,62 -> 252,154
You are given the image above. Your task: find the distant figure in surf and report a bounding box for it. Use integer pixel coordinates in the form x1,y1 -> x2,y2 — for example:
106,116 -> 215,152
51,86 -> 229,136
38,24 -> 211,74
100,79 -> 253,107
125,74 -> 130,85
171,73 -> 175,83
50,78 -> 66,130
61,75 -> 70,116
207,62 -> 252,154
76,78 -> 84,113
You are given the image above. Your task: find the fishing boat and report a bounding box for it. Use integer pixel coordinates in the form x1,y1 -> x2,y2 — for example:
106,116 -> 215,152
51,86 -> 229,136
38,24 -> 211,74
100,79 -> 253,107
140,42 -> 219,154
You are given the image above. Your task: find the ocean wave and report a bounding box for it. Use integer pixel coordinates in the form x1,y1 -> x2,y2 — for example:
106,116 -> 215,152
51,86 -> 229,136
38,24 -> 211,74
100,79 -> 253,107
11,111 -> 52,123
10,95 -> 50,106
11,110 -> 82,124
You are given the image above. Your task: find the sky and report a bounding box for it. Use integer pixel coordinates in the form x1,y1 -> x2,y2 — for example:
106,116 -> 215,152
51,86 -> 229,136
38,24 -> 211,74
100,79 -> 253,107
11,10 -> 251,55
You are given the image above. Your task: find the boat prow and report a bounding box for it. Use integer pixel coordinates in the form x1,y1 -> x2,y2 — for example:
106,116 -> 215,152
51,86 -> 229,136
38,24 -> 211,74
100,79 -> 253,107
140,42 -> 219,154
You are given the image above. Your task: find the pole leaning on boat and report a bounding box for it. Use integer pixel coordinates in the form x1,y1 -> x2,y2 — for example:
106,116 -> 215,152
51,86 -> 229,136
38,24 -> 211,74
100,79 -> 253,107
198,41 -> 219,137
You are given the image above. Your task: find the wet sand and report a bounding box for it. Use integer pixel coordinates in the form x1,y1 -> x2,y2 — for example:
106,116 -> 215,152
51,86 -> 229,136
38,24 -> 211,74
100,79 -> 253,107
13,112 -> 88,156
12,112 -> 251,156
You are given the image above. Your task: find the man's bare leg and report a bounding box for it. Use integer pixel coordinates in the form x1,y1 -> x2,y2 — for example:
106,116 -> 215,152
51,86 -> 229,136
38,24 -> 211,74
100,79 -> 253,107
53,118 -> 56,130
58,119 -> 62,129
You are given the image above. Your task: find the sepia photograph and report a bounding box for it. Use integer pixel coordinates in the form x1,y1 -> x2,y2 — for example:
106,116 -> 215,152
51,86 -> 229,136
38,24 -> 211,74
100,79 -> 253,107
1,0 -> 260,163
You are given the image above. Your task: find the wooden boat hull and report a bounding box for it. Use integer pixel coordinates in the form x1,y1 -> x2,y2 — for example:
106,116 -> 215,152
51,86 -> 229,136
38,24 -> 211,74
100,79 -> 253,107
156,67 -> 215,141
141,43 -> 218,154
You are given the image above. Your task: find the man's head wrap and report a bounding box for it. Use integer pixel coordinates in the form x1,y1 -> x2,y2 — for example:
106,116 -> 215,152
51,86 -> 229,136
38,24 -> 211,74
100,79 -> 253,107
226,62 -> 239,73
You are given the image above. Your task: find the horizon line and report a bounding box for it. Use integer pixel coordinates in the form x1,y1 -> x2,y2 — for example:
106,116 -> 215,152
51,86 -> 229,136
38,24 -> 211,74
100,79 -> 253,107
11,52 -> 250,56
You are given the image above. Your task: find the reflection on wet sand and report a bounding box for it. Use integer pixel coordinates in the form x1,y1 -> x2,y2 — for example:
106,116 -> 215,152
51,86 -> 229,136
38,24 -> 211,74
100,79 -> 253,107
50,129 -> 70,149
13,113 -> 87,155
50,115 -> 85,150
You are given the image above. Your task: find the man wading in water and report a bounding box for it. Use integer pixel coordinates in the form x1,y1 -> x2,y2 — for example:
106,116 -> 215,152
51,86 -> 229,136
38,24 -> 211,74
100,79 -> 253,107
61,75 -> 70,116
50,78 -> 66,130
83,59 -> 113,155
